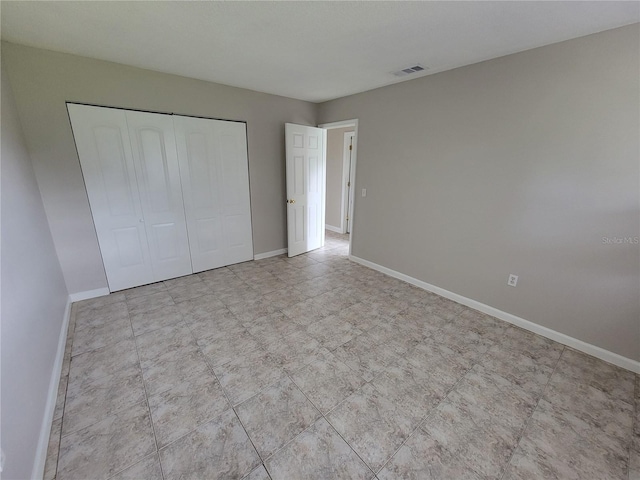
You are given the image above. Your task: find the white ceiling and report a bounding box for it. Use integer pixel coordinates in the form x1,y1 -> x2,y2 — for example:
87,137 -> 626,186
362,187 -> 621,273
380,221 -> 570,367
1,1 -> 638,103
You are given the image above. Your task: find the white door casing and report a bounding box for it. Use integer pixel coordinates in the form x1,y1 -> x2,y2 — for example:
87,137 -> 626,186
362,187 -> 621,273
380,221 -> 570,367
125,110 -> 193,282
67,104 -> 155,291
285,123 -> 326,257
342,131 -> 355,234
173,115 -> 254,272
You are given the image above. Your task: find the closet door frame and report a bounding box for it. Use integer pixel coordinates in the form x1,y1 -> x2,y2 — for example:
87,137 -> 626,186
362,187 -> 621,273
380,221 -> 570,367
67,102 -> 254,291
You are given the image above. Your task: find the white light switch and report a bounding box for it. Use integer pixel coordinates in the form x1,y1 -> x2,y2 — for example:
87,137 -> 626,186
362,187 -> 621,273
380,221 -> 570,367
362,188 -> 367,197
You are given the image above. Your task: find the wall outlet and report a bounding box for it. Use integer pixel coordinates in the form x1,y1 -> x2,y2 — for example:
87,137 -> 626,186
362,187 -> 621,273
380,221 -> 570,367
362,188 -> 367,197
507,274 -> 518,287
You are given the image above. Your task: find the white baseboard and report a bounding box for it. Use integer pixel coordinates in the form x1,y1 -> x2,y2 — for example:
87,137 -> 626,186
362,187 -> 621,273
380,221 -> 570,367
325,224 -> 344,234
254,248 -> 288,261
69,287 -> 110,302
349,255 -> 640,374
31,296 -> 73,480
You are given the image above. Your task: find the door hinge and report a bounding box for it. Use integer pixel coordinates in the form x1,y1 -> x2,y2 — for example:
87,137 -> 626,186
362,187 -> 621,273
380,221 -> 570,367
347,181 -> 350,187
346,216 -> 349,221
349,145 -> 352,151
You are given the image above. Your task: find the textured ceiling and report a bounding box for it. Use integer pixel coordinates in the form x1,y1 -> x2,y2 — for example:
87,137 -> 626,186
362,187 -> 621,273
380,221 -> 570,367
1,1 -> 638,102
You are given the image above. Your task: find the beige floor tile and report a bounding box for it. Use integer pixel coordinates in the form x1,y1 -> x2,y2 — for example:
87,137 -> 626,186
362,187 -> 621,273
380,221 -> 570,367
332,333 -> 401,382
75,293 -> 126,316
52,232 -> 637,480
265,330 -> 328,374
108,453 -> 163,480
236,376 -> 321,459
126,291 -> 175,316
122,282 -> 167,301
378,429 -> 483,480
306,314 -> 363,350
371,357 -> 455,423
57,401 -> 155,480
421,399 -> 518,479
130,304 -> 184,336
167,280 -> 213,303
327,383 -> 416,471
265,417 -> 373,480
508,399 -> 629,480
200,329 -> 262,367
501,326 -> 564,368
243,464 -> 271,480
72,316 -> 133,356
291,351 -> 365,414
159,410 -> 260,480
245,311 -> 304,346
69,337 -> 139,384
135,323 -> 198,369
63,364 -> 145,436
141,347 -> 211,397
75,301 -> 129,331
214,348 -> 287,405
149,371 -> 230,447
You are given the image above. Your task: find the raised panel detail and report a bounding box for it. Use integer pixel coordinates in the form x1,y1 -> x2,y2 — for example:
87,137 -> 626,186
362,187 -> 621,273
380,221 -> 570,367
113,227 -> 145,267
196,218 -> 221,253
294,156 -> 305,195
294,207 -> 305,242
309,203 -> 318,241
138,128 -> 171,213
308,156 -> 319,193
152,223 -> 179,260
308,136 -> 318,149
221,133 -> 240,208
186,132 -> 215,210
226,214 -> 248,247
293,133 -> 304,148
93,126 -> 135,217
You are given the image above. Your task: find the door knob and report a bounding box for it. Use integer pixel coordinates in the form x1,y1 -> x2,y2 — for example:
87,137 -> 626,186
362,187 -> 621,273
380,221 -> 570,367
287,199 -> 295,204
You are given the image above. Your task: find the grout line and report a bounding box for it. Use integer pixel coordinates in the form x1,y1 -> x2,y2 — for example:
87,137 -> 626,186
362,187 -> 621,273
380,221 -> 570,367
61,236 -> 613,480
372,307 -> 507,477
286,372 -> 377,478
497,345 -> 565,480
127,303 -> 166,480
181,292 -> 268,478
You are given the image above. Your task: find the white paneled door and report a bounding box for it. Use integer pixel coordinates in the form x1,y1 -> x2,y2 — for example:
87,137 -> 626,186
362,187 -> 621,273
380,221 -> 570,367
68,103 -> 254,291
68,104 -> 154,291
125,110 -> 193,281
285,123 -> 326,257
173,115 -> 253,272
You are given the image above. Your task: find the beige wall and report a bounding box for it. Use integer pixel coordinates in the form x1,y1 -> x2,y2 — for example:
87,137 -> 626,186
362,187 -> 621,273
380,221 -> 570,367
319,25 -> 640,361
2,42 -> 317,294
1,60 -> 69,480
326,127 -> 355,230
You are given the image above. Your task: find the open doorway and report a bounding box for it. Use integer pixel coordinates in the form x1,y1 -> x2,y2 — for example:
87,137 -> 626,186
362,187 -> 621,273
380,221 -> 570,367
318,119 -> 358,256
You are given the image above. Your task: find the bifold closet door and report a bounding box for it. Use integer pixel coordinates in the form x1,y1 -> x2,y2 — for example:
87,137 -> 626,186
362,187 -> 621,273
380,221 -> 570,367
125,110 -> 192,281
173,115 -> 254,272
67,104 -> 155,291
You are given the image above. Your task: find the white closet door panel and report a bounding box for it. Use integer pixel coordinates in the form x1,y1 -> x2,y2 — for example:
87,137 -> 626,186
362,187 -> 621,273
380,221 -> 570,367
67,104 -> 154,291
126,110 -> 192,281
174,116 -> 253,273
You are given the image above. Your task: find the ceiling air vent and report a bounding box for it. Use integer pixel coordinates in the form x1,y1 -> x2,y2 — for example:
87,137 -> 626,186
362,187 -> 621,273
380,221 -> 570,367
392,64 -> 428,77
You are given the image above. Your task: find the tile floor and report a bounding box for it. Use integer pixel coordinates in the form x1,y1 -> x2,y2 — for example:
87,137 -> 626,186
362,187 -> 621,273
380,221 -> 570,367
44,230 -> 640,480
